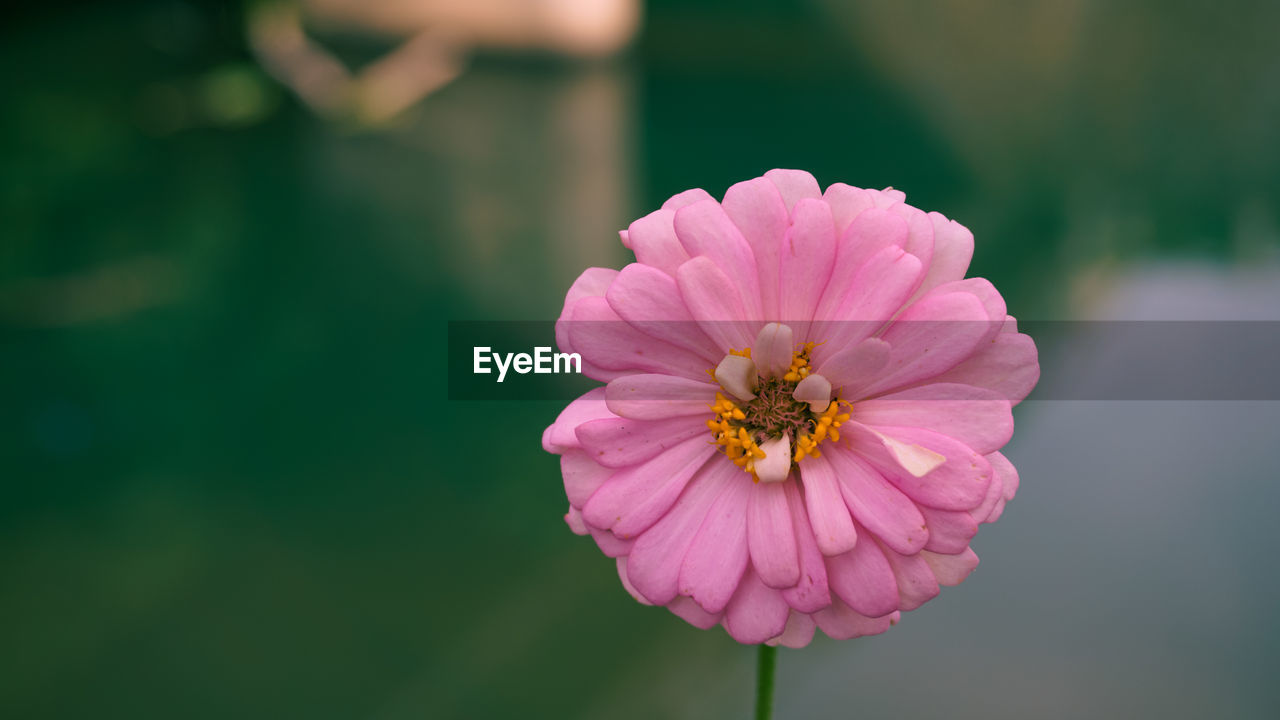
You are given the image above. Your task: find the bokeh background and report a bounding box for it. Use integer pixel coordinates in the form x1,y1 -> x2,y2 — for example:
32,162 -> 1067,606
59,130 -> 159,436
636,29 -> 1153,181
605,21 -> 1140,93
4,1 -> 1280,717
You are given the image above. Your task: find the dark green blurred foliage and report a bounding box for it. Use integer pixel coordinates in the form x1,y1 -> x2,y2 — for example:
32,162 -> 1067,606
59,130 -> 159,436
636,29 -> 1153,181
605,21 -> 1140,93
2,1 -> 1279,718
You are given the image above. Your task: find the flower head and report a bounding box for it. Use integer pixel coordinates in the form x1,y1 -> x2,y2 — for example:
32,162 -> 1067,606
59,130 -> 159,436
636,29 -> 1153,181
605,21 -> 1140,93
543,170 -> 1039,647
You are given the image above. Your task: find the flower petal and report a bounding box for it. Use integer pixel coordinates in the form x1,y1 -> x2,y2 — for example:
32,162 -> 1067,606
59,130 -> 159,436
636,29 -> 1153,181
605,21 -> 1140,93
626,457 -> 738,605
754,435 -> 792,485
814,209 -> 910,324
617,557 -> 653,606
768,611 -> 817,649
797,454 -> 859,556
880,543 -> 941,611
813,596 -> 896,640
852,382 -> 1014,455
723,569 -> 791,644
542,387 -> 611,454
913,213 -> 974,299
674,199 -> 763,319
921,548 -> 980,586
927,330 -> 1040,405
856,290 -> 991,396
812,246 -> 923,371
918,505 -> 978,554
753,322 -> 794,379
675,256 -> 756,352
822,182 -> 877,239
679,471 -> 751,613
568,296 -> 712,381
624,208 -> 688,276
565,506 -> 588,535
813,337 -> 891,395
561,449 -> 613,508
765,168 -> 822,212
582,433 -> 717,536
848,424 -> 993,511
575,415 -> 707,469
825,447 -> 928,556
781,480 -> 832,613
606,263 -> 723,362
668,595 -> 722,629
825,525 -> 900,617
778,198 -> 836,332
662,188 -> 714,211
590,526 -> 634,557
605,374 -> 719,420
747,480 -> 800,588
722,177 -> 789,320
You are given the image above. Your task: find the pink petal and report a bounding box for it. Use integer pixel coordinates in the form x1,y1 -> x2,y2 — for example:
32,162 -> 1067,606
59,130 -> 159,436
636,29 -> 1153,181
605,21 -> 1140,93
980,451 -> 1019,523
605,374 -> 719,420
626,457 -> 738,605
781,480 -> 832,613
675,256 -> 756,351
768,611 -> 817,649
917,505 -> 978,554
662,187 -> 714,211
825,447 -> 927,556
625,208 -> 689,276
926,278 -> 1007,325
722,177 -> 789,320
575,415 -> 707,469
606,263 -> 723,362
582,434 -> 717,536
848,424 -> 993,511
747,481 -> 800,588
813,596 -> 896,640
971,453 -> 1007,524
565,506 -> 588,535
822,183 -> 877,239
668,596 -> 723,629
561,450 -> 613,508
856,290 -> 991,396
556,268 -> 624,380
778,198 -> 836,332
617,557 -> 653,606
888,202 -> 934,283
927,331 -> 1040,405
723,569 -> 791,644
851,382 -> 1014,455
590,526 -> 634,557
568,297 -> 711,381
679,472 -> 752,613
673,199 -> 763,319
921,548 -> 979,586
765,169 -> 822,212
542,387 -> 611,454
880,542 -> 941,611
797,454 -> 859,556
813,337 -> 891,395
913,213 -> 974,298
813,246 -> 923,370
814,208 -> 910,324
825,524 -> 900,617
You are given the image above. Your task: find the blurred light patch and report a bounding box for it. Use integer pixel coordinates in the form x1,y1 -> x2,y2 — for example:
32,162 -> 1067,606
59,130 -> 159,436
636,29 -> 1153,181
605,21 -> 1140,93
0,255 -> 182,327
249,0 -> 640,123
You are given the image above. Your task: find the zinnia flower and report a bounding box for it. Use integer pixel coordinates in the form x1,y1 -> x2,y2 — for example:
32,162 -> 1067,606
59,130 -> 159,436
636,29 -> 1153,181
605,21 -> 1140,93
543,169 -> 1039,647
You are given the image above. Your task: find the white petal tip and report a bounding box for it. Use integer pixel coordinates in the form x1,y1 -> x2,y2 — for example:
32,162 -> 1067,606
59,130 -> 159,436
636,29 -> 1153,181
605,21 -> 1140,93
715,354 -> 758,401
754,323 -> 795,378
792,373 -> 833,413
755,434 -> 792,483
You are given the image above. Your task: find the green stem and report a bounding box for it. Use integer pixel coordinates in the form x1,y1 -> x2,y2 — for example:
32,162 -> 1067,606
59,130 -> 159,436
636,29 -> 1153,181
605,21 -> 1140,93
755,644 -> 777,720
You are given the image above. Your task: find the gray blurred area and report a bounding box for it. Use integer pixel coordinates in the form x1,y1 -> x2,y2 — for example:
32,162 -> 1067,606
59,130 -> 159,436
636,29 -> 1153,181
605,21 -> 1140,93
2,0 -> 1279,718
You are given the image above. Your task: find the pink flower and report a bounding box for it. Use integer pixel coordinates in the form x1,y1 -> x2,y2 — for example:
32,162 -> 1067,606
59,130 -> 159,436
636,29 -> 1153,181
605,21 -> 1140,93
543,170 -> 1039,647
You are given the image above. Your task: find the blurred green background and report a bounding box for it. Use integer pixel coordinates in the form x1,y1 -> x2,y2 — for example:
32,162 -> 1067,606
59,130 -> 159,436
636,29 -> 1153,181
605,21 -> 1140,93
3,1 -> 1279,718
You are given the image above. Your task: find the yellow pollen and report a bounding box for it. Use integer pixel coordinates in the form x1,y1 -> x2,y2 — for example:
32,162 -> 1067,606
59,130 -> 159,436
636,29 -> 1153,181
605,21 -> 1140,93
707,341 -> 849,479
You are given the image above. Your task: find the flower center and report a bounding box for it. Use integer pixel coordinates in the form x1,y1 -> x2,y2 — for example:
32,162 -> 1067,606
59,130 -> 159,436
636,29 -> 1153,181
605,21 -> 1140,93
706,339 -> 851,482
